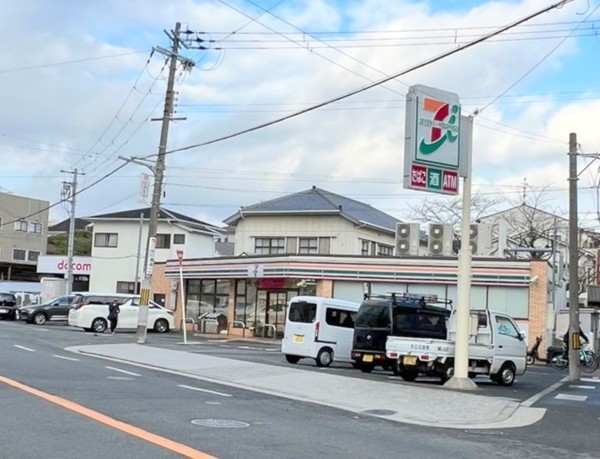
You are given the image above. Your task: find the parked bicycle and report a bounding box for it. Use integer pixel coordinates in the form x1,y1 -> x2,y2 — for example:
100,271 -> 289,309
550,343 -> 599,373
526,335 -> 543,365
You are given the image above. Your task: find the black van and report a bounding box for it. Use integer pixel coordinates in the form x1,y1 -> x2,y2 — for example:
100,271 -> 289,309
351,292 -> 451,373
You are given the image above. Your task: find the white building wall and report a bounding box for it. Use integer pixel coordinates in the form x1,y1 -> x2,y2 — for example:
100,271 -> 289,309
234,215 -> 395,255
90,220 -> 218,292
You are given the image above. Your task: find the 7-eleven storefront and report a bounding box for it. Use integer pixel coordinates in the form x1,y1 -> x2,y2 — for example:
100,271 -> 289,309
154,255 -> 548,350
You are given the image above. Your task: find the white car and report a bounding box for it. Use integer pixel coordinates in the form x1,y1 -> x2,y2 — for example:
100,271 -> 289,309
68,296 -> 174,333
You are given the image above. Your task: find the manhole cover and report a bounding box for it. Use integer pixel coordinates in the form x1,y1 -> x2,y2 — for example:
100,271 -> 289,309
191,419 -> 250,429
361,409 -> 397,416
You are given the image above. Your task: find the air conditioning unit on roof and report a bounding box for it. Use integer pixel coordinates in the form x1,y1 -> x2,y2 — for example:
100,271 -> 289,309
395,223 -> 420,256
428,223 -> 453,256
470,223 -> 493,256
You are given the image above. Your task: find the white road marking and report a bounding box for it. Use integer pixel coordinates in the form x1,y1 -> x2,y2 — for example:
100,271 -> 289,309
178,384 -> 232,397
555,393 -> 588,402
53,355 -> 80,361
520,376 -> 568,407
569,385 -> 596,390
105,366 -> 141,377
205,401 -> 222,405
107,376 -> 135,381
581,377 -> 600,383
14,345 -> 35,352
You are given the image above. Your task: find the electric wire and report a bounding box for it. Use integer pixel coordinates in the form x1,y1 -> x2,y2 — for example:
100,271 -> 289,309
145,0 -> 573,160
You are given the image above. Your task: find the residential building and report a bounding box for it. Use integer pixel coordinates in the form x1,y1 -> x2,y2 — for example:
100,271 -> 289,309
86,207 -> 229,304
0,191 -> 49,281
225,186 -> 401,257
479,203 -> 600,306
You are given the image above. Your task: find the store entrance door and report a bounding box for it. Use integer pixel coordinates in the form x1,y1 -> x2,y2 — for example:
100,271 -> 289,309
255,290 -> 299,338
266,291 -> 288,338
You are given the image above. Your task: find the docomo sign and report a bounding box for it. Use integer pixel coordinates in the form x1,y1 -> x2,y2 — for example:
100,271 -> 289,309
403,84 -> 466,196
36,255 -> 93,275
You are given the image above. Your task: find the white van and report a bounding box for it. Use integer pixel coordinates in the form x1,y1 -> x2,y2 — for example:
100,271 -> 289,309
281,296 -> 360,367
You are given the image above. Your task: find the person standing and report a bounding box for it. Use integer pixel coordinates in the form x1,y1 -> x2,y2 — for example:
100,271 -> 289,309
108,300 -> 120,335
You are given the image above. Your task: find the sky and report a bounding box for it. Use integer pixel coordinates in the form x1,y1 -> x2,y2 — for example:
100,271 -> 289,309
2,0 -> 600,230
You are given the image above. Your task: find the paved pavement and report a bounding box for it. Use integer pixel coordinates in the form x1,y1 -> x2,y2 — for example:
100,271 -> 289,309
67,340 -> 549,430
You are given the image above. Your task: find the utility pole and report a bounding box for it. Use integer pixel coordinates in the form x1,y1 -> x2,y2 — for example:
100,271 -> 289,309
568,132 -> 581,381
136,22 -> 196,344
61,168 -> 83,295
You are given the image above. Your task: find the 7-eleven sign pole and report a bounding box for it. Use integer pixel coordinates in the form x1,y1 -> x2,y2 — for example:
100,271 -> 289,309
177,249 -> 188,344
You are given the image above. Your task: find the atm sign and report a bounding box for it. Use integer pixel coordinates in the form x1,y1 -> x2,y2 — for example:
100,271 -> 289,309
410,164 -> 458,194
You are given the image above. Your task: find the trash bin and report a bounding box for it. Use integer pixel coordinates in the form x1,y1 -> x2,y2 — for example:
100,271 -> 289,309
199,312 -> 227,334
546,345 -> 563,363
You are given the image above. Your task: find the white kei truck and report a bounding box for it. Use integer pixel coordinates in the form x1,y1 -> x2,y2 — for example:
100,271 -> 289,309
385,308 -> 527,386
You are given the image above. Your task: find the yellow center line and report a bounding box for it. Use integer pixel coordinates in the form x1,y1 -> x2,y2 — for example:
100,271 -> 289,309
0,375 -> 217,459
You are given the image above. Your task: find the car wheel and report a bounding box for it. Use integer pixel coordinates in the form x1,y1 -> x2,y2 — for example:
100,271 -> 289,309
9,310 -> 16,321
91,318 -> 108,333
316,348 -> 333,367
497,363 -> 516,386
285,355 -> 301,364
440,362 -> 454,383
401,369 -> 419,382
392,361 -> 402,376
33,312 -> 47,325
153,318 -> 169,333
359,364 -> 374,373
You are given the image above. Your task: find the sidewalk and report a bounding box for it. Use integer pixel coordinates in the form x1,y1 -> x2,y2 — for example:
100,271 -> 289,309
67,342 -> 546,430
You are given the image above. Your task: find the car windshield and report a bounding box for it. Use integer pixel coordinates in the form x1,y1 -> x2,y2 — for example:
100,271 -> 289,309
0,293 -> 16,303
355,303 -> 389,329
392,310 -> 447,338
288,301 -> 316,323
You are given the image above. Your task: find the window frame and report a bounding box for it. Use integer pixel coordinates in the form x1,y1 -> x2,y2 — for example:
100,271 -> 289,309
254,237 -> 285,255
12,248 -> 26,261
156,233 -> 171,249
94,232 -> 118,248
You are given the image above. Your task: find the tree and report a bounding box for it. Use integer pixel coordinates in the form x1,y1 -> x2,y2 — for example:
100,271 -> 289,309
47,231 -> 92,256
402,191 -> 502,253
402,184 -> 565,259
479,184 -> 564,261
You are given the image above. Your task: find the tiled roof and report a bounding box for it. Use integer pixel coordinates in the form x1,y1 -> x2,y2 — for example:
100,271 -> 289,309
48,218 -> 91,232
86,207 -> 223,232
224,187 -> 400,232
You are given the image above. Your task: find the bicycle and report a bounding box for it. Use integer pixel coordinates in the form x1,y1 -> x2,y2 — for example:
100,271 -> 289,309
526,335 -> 543,365
550,343 -> 599,373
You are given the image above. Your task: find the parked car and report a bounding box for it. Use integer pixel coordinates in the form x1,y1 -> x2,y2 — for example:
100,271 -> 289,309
0,292 -> 18,320
68,294 -> 174,333
18,295 -> 75,325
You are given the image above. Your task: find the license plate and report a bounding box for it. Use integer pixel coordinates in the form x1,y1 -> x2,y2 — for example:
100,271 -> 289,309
362,354 -> 374,363
403,355 -> 418,365
293,335 -> 304,344
0,308 -> 8,314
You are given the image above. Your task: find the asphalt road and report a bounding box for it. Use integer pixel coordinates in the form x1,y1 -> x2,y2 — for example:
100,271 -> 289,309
1,320 -> 599,459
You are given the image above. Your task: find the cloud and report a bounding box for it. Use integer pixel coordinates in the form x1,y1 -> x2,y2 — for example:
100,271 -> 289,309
0,0 -> 596,228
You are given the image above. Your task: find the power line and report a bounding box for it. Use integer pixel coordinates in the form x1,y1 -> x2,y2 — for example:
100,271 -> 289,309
148,0 -> 573,161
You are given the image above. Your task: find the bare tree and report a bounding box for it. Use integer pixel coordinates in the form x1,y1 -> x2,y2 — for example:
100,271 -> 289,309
482,184 -> 564,260
403,192 -> 501,227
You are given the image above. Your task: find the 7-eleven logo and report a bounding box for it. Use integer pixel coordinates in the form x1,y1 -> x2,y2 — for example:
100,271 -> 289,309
418,97 -> 459,155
